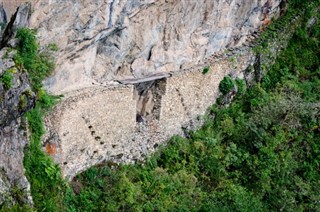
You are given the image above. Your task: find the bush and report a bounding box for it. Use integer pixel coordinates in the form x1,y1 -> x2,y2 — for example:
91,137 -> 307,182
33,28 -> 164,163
15,28 -> 55,92
15,28 -> 38,68
219,76 -> 235,94
235,78 -> 246,97
48,43 -> 58,51
202,66 -> 210,74
0,69 -> 13,90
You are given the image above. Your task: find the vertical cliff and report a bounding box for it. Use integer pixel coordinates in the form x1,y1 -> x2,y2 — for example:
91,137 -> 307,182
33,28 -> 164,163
0,1 -> 29,20
29,0 -> 282,94
0,2 -> 34,206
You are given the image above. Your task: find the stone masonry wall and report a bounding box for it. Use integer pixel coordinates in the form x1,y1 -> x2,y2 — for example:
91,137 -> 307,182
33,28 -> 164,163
159,53 -> 254,135
46,46 -> 256,180
45,86 -> 136,179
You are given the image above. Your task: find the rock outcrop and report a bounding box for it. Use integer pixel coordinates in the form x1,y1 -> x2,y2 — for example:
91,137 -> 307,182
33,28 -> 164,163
0,0 -> 29,22
0,2 -> 32,49
0,5 -> 7,26
30,0 -> 282,94
0,2 -> 34,206
0,49 -> 34,206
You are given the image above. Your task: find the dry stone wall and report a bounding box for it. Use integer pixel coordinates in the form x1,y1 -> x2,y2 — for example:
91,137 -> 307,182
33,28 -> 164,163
45,86 -> 136,179
160,53 -> 254,135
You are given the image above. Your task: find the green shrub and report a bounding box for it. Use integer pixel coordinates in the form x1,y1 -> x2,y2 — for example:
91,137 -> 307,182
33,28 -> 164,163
235,78 -> 246,97
15,28 -> 55,92
0,70 -> 13,90
0,203 -> 33,212
202,66 -> 210,74
15,28 -> 38,67
219,76 -> 235,94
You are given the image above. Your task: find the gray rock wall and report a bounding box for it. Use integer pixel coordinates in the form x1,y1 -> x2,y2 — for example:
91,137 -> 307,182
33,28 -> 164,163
0,2 -> 34,206
0,0 -> 29,22
0,48 -> 34,206
29,0 -> 282,94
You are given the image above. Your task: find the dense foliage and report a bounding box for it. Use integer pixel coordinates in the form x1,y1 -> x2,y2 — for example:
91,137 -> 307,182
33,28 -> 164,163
63,7 -> 320,212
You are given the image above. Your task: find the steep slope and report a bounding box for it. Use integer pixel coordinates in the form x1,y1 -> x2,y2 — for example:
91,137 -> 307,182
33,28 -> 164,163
0,2 -> 34,206
0,0 -> 28,22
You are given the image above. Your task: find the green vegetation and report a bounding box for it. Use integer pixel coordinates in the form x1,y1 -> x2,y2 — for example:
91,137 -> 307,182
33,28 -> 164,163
14,28 -> 55,92
0,69 -> 14,90
3,48 -> 13,59
235,78 -> 246,96
48,43 -> 58,52
18,94 -> 28,110
219,76 -> 235,94
62,5 -> 320,211
202,66 -> 210,74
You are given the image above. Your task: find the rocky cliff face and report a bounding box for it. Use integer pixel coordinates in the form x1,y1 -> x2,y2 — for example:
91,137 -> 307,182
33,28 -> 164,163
30,0 -> 282,95
0,50 -> 34,206
0,0 -> 29,23
0,2 -> 34,206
